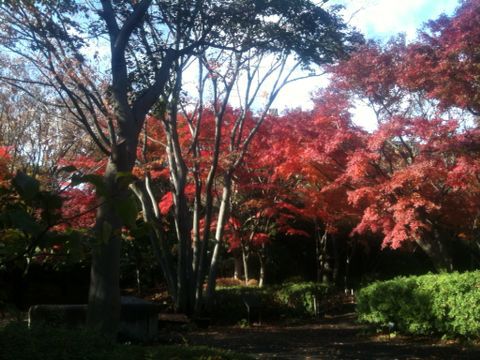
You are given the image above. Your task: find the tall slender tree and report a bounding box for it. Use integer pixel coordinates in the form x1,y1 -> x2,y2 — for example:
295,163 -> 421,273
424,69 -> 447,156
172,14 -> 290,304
0,0 -> 360,333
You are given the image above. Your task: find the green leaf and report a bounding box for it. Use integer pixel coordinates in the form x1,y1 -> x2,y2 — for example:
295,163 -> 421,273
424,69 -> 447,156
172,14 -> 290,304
12,172 -> 39,202
0,228 -> 31,262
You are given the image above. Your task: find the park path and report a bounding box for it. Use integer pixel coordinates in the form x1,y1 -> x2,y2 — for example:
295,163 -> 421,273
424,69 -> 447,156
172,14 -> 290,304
186,313 -> 480,359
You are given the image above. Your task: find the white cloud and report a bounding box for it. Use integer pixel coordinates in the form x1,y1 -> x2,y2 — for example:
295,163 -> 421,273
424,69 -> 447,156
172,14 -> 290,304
335,0 -> 459,42
273,0 -> 462,129
180,1 -> 462,128
271,73 -> 330,112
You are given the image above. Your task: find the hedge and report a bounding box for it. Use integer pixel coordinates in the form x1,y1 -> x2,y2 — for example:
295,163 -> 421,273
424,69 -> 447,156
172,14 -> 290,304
357,271 -> 480,337
214,282 -> 331,322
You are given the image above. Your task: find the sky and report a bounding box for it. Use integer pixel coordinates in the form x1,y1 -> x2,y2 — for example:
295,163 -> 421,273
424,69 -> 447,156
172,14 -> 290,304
83,0 -> 462,131
339,0 -> 459,42
273,0 -> 461,130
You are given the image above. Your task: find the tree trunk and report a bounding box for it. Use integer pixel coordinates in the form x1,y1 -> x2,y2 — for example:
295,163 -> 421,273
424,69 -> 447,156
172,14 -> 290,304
416,232 -> 453,272
205,175 -> 232,308
241,244 -> 249,285
316,225 -> 330,285
87,161 -> 125,337
162,107 -> 193,314
193,181 -> 215,313
194,112 -> 224,313
191,177 -> 202,281
87,125 -> 140,335
130,179 -> 177,302
332,234 -> 340,286
258,247 -> 266,288
233,250 -> 243,280
173,191 -> 193,314
344,238 -> 357,292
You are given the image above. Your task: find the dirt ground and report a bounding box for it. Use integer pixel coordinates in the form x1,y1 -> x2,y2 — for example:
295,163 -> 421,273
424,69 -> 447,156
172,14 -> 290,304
185,313 -> 480,359
4,296 -> 480,359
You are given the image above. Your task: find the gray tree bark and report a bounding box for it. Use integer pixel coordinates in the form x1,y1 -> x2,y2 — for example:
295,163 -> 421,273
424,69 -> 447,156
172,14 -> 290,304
416,231 -> 453,272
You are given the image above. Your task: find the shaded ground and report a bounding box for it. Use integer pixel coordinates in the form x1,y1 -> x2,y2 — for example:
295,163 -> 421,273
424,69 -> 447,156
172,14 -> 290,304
4,291 -> 480,359
186,313 -> 480,359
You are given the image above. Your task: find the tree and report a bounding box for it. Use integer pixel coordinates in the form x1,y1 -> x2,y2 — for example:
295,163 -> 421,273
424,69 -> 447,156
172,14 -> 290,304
128,1 -> 360,314
401,0 -> 480,115
0,0 -> 217,334
0,0 -> 167,334
0,56 -> 86,179
253,90 -> 365,284
231,127 -> 311,287
0,0 -> 360,332
323,13 -> 480,270
344,115 -> 480,271
0,164 -> 86,274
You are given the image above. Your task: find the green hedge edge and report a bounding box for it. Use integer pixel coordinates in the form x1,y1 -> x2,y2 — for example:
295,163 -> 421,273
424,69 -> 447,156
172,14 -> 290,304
214,282 -> 331,321
357,271 -> 480,337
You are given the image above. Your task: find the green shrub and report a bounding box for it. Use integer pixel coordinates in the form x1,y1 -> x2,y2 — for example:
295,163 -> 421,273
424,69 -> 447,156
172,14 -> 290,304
357,271 -> 480,337
0,322 -> 251,360
214,282 -> 331,322
273,282 -> 330,316
214,286 -> 272,322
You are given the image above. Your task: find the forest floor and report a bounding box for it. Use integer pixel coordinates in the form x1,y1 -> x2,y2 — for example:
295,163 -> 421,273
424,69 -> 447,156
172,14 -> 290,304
3,292 -> 480,359
185,309 -> 480,359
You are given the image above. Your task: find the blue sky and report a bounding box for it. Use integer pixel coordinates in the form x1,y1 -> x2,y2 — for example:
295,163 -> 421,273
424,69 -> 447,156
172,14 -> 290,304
273,0 -> 462,129
338,0 -> 460,42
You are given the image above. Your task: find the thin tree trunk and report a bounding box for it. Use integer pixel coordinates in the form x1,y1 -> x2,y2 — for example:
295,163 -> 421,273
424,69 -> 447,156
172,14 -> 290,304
205,175 -> 232,308
191,175 -> 202,279
194,177 -> 215,312
129,179 -> 177,302
258,246 -> 266,288
162,99 -> 193,314
233,250 -> 243,280
241,243 -> 249,285
315,223 -> 330,284
194,114 -> 224,313
344,238 -> 357,293
173,191 -> 193,314
332,234 -> 340,286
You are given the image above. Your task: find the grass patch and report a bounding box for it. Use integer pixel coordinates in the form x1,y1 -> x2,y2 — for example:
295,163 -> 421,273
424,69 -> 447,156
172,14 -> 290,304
0,322 -> 251,360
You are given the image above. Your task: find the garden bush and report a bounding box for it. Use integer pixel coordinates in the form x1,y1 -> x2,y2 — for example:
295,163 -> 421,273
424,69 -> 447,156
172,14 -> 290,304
214,286 -> 271,322
214,282 -> 331,322
273,282 -> 330,316
357,271 -> 480,337
0,322 -> 251,360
